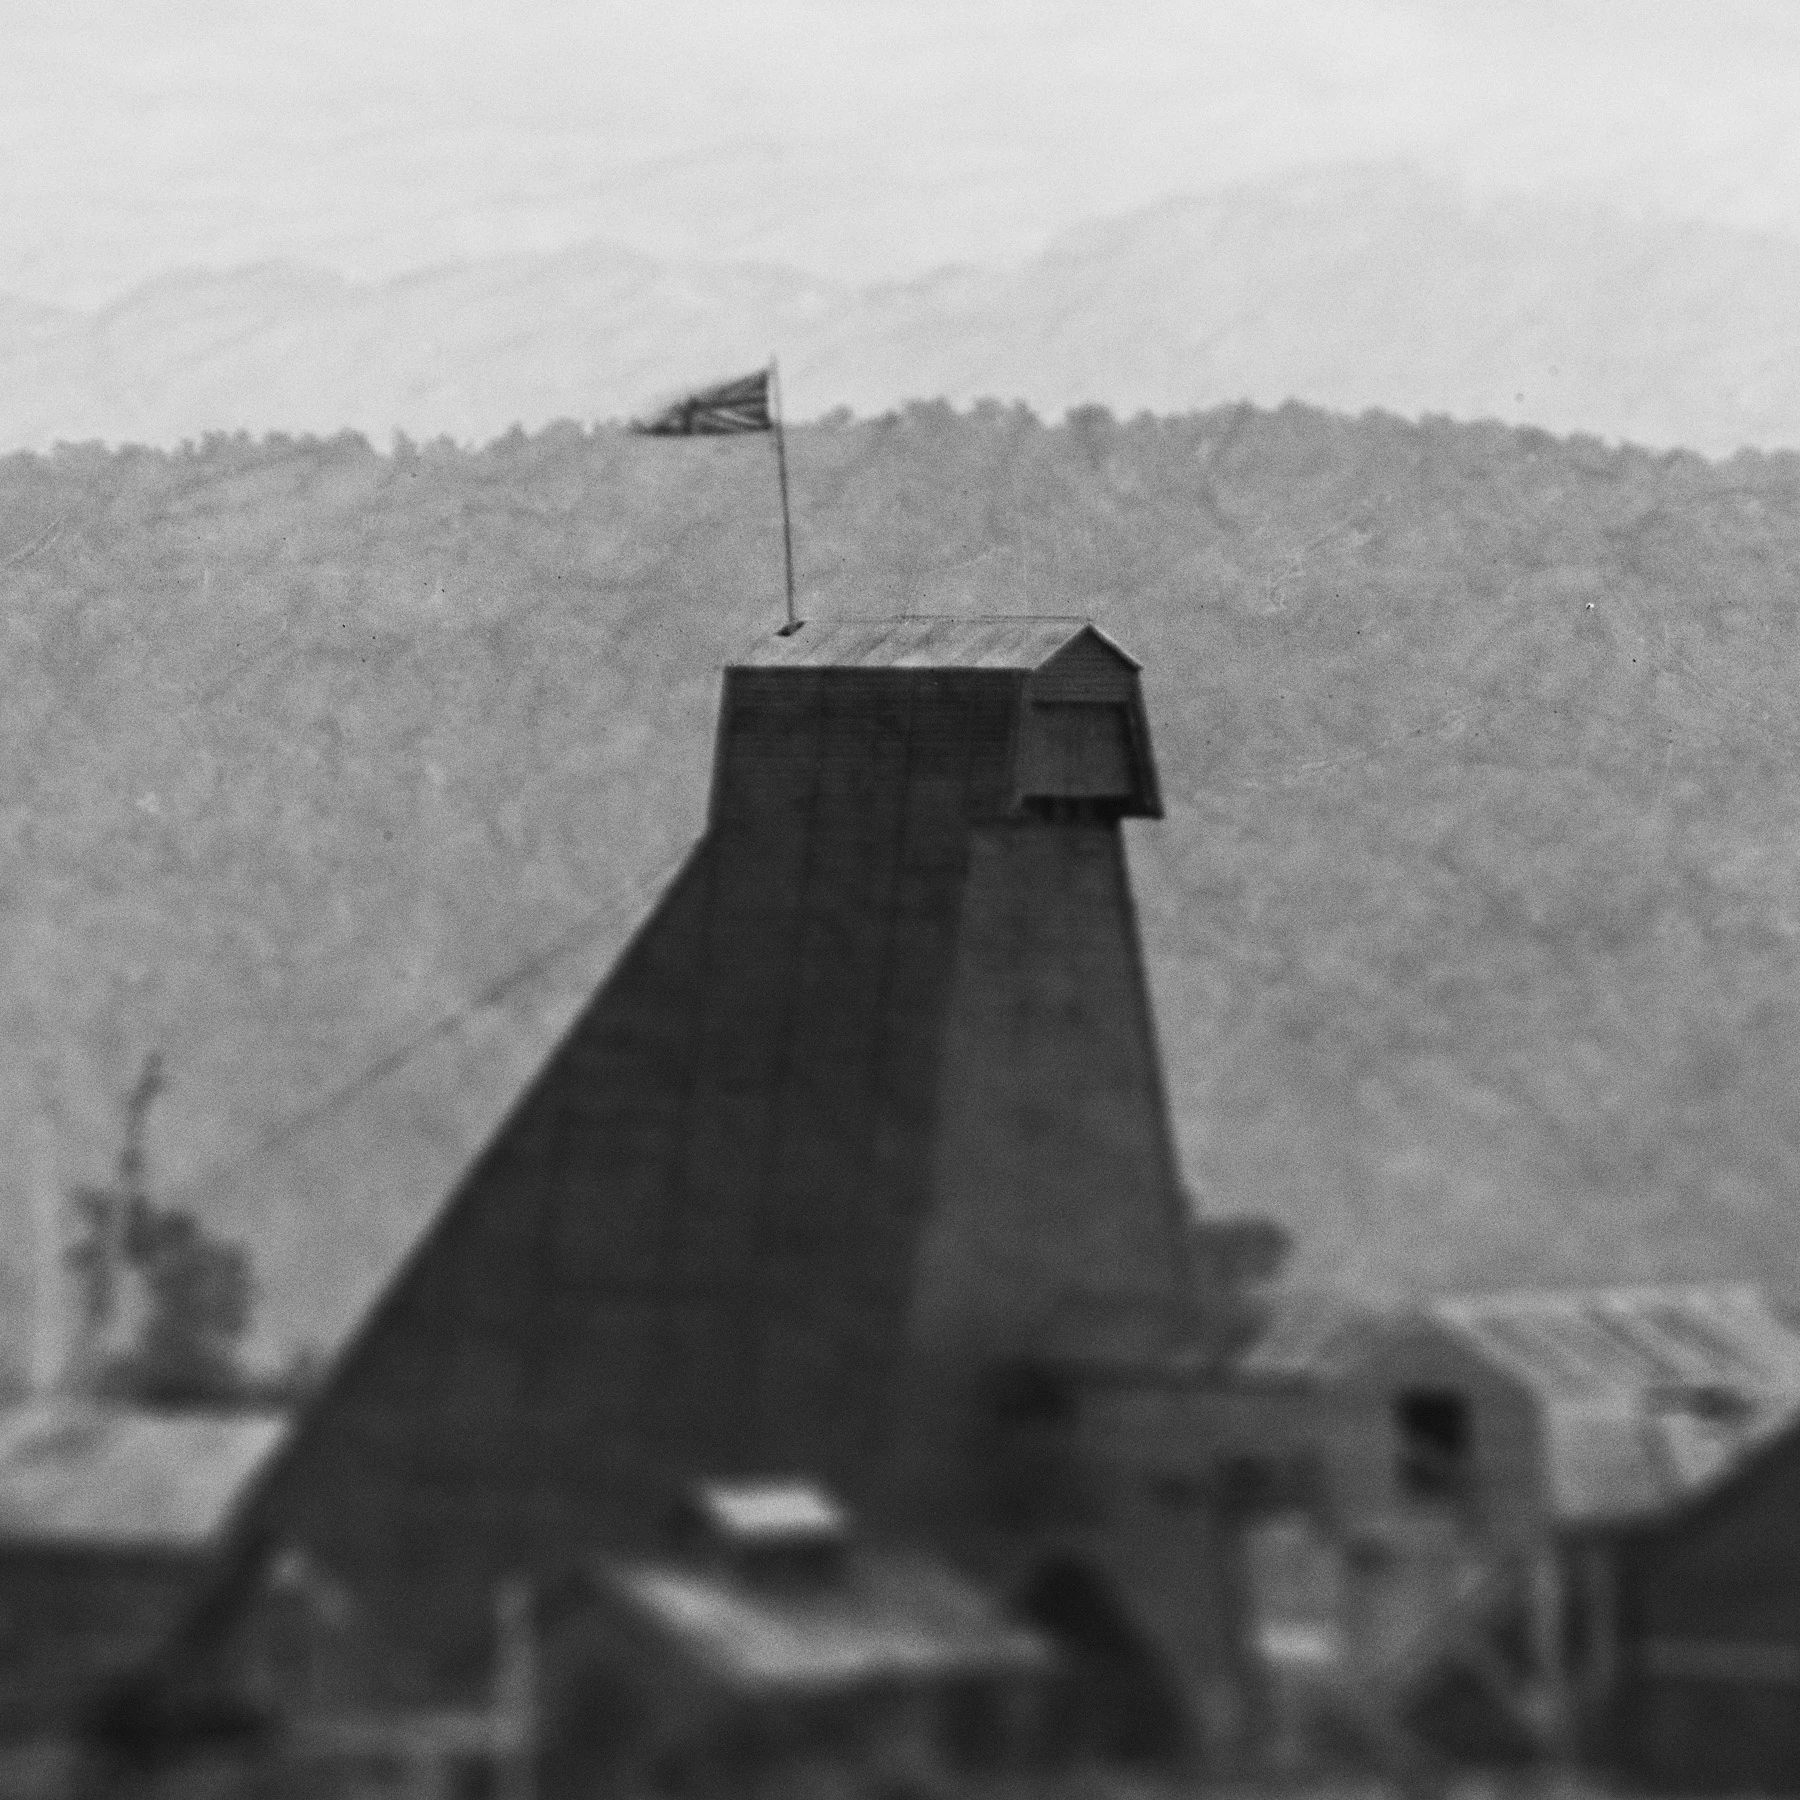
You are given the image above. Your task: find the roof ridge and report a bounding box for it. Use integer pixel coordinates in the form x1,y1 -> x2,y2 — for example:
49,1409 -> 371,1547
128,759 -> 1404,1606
1431,1279 -> 1770,1314
736,614 -> 1140,671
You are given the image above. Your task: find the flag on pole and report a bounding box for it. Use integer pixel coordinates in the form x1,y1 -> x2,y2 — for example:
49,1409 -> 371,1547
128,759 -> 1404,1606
630,359 -> 803,634
632,368 -> 774,436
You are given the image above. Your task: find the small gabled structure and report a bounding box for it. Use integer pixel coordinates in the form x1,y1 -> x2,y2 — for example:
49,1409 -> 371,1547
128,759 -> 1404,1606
1000,1280 -> 1800,1783
0,1402 -> 285,1740
1234,1282 -> 1800,1785
535,1477 -> 1053,1796
747,616 -> 1163,820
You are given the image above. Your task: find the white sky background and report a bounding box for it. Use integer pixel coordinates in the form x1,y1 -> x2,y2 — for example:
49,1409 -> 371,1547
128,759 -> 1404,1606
5,0 -> 1800,307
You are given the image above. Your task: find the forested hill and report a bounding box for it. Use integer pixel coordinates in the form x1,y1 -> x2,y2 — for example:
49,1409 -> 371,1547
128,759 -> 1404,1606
5,401 -> 1800,1377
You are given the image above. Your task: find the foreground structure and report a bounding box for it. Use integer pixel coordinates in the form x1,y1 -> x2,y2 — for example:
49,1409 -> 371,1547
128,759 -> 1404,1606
125,617 -> 1226,1777
1061,1281 -> 1800,1791
0,1404 -> 283,1741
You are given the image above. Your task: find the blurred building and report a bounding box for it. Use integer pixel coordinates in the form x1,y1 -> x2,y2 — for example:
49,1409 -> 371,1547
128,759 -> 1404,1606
532,1476 -> 1053,1797
0,1402 -> 284,1740
1610,1412 -> 1800,1793
1055,1280 -> 1800,1790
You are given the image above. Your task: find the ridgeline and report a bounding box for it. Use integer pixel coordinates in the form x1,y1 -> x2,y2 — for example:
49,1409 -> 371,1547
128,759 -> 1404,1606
4,400 -> 1800,1372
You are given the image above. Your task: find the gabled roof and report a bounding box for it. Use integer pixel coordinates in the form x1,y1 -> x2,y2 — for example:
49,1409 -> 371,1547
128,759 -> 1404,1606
1425,1283 -> 1800,1527
0,1403 -> 288,1554
1427,1283 -> 1800,1407
597,1547 -> 1051,1696
737,616 -> 1140,672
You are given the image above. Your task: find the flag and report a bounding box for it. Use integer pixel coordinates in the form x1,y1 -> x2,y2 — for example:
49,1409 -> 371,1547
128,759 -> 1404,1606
632,368 -> 773,436
629,357 -> 802,634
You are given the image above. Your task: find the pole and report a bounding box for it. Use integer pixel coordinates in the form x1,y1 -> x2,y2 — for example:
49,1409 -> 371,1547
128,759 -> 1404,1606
29,1068 -> 63,1394
770,357 -> 801,635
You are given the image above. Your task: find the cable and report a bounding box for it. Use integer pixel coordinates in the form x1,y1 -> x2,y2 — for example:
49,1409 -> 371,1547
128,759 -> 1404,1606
167,845 -> 693,1204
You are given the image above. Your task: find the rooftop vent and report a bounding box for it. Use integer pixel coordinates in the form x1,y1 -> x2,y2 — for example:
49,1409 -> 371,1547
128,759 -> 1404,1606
667,1477 -> 852,1587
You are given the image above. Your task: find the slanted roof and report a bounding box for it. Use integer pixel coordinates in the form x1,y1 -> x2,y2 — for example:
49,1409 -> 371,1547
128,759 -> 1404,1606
738,616 -> 1139,672
1428,1283 -> 1800,1407
1425,1284 -> 1800,1526
0,1403 -> 287,1554
598,1547 -> 1051,1697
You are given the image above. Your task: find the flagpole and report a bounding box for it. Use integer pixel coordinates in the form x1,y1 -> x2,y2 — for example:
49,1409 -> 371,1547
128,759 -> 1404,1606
770,357 -> 801,635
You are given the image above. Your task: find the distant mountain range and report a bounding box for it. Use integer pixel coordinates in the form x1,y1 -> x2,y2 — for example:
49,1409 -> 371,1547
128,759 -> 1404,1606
5,165 -> 1800,458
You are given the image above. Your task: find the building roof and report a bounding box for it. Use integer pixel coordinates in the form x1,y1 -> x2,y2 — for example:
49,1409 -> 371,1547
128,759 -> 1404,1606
1425,1284 -> 1800,1526
0,1403 -> 287,1554
686,1479 -> 850,1547
598,1547 -> 1052,1697
1428,1283 -> 1800,1407
737,616 -> 1139,672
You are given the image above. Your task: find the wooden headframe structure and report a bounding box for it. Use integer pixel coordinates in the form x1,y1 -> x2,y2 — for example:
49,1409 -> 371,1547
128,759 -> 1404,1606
156,616 -> 1196,1698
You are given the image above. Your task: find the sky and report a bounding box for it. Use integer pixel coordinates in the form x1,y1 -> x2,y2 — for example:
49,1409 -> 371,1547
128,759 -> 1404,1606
5,0 -> 1800,307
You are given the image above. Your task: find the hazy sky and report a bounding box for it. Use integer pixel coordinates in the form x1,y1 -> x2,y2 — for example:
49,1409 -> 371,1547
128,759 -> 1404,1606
6,0 -> 1800,307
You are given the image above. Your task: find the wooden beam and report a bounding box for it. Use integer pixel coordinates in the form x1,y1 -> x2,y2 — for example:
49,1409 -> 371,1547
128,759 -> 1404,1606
1525,1543 -> 1570,1755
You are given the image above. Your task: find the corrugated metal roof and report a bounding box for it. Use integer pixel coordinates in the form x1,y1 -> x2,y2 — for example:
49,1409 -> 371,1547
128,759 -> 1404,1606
603,1548 -> 1051,1695
1427,1284 -> 1800,1526
1429,1284 -> 1800,1406
737,616 -> 1139,672
0,1403 -> 287,1553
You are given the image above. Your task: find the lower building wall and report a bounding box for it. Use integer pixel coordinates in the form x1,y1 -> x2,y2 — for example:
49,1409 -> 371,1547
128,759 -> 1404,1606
0,1550 -> 201,1738
1600,1430 -> 1800,1792
880,821 -> 1193,1536
1612,1674 -> 1800,1794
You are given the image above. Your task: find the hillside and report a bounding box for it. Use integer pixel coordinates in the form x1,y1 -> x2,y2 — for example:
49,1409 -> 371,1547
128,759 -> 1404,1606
7,168 -> 1800,456
4,401 -> 1800,1377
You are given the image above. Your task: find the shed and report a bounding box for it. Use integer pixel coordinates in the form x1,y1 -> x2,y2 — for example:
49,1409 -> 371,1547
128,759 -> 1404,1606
1237,1283 -> 1800,1782
138,616 -> 1204,1748
0,1403 -> 285,1738
535,1478 -> 1054,1797
1016,1281 -> 1800,1780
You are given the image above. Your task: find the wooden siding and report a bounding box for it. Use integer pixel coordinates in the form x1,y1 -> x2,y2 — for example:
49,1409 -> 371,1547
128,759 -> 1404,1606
1337,1319 -> 1546,1538
1023,634 -> 1162,816
0,1548 -> 200,1736
170,660 -> 1189,1698
1608,1424 -> 1800,1790
882,820 -> 1192,1534
1016,704 -> 1139,800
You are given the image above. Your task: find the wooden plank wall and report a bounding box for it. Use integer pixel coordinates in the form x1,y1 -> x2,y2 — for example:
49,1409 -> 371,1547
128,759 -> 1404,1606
1611,1426 -> 1800,1791
0,1550 -> 199,1737
184,668 -> 1048,1688
883,818 -> 1193,1533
